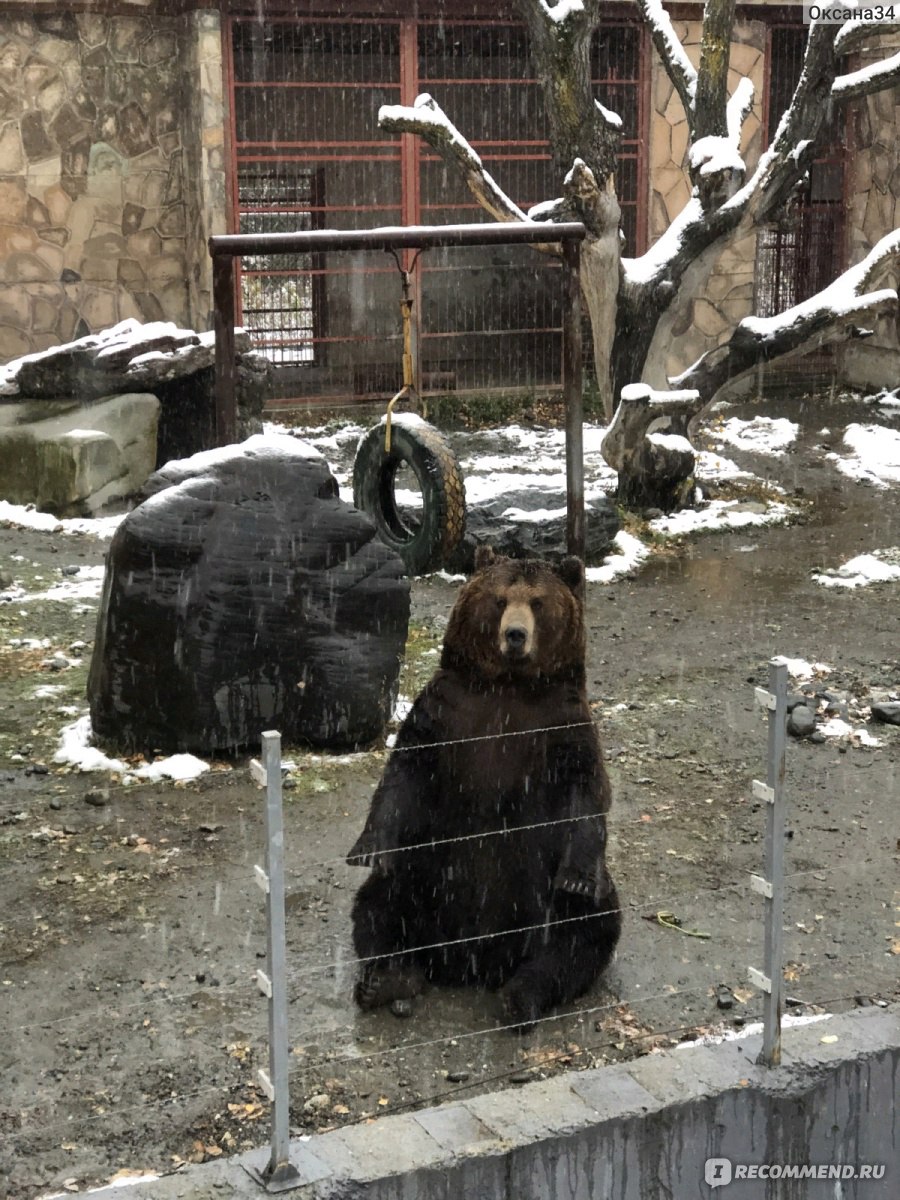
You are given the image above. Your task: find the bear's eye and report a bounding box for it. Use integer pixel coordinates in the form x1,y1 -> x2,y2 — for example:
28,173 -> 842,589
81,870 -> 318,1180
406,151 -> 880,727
530,597 -> 543,612
495,597 -> 507,612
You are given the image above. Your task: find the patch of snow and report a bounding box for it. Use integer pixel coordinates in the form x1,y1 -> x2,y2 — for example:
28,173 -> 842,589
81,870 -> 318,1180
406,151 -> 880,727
0,501 -> 125,538
826,423 -> 900,488
595,100 -> 623,129
813,549 -> 900,590
131,754 -> 210,783
53,714 -> 212,781
623,197 -> 703,287
393,696 -> 414,723
774,657 -> 832,682
713,416 -> 799,456
818,717 -> 882,749
647,432 -> 694,454
54,715 -> 128,774
871,389 -> 900,410
585,531 -> 649,584
539,0 -> 585,23
24,567 -> 106,604
527,197 -> 565,221
649,499 -> 792,537
694,450 -> 752,482
688,134 -> 745,178
675,1011 -> 831,1050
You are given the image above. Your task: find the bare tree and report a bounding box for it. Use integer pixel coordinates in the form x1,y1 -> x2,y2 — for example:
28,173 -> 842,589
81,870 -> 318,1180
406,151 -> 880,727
379,2 -> 900,508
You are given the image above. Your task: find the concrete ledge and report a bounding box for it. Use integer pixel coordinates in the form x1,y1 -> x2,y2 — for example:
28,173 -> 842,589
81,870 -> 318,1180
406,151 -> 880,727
83,1005 -> 898,1200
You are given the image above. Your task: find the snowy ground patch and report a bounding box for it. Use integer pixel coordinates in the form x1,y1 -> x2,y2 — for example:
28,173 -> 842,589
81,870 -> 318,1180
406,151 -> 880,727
586,531 -> 649,583
649,498 -> 793,537
813,549 -> 900,589
826,423 -> 900,487
0,501 -> 125,538
54,713 -> 211,783
710,415 -> 799,456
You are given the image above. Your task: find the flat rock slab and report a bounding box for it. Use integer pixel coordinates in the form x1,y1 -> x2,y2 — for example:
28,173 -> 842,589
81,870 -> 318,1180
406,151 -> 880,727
0,392 -> 159,515
88,435 -> 410,755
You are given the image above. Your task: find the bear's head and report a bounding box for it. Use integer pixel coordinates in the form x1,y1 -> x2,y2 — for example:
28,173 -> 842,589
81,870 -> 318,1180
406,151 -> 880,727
441,547 -> 586,682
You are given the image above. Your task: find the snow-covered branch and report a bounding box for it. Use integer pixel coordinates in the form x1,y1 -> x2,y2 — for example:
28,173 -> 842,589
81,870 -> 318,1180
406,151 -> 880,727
378,94 -> 529,227
673,229 -> 900,402
834,19 -> 900,57
833,47 -> 900,102
636,0 -> 697,118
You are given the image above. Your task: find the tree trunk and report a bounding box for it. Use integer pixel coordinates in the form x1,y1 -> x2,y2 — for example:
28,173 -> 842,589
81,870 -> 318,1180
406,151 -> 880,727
601,384 -> 703,511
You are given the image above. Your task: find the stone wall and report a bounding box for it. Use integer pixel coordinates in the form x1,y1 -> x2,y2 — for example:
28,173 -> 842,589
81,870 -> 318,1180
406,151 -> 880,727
0,6 -> 203,361
839,33 -> 900,389
646,18 -> 766,383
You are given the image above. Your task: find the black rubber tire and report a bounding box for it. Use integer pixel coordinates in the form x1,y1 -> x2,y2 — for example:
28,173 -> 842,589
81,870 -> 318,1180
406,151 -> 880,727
353,419 -> 466,575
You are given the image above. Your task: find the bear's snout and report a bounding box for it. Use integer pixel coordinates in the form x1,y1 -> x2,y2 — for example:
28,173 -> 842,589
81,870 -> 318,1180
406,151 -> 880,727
504,625 -> 528,651
499,601 -> 535,658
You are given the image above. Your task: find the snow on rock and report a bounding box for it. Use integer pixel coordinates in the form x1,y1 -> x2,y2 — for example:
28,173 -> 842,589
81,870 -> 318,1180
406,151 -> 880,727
813,549 -> 900,590
827,423 -> 900,488
818,716 -> 882,749
712,416 -> 799,456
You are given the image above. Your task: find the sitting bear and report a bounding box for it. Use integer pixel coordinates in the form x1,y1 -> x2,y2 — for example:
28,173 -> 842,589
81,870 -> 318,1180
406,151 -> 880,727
347,547 -> 620,1027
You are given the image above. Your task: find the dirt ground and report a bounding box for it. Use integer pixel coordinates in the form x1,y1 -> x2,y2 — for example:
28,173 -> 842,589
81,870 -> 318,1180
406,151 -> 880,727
1,390 -> 898,1199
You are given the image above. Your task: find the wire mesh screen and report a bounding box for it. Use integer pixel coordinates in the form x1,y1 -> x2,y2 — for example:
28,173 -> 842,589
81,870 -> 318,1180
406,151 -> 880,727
229,15 -> 644,405
754,26 -> 844,319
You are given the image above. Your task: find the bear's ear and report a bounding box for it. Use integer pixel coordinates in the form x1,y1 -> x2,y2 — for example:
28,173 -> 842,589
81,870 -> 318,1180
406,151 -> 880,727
555,555 -> 585,595
474,544 -> 497,573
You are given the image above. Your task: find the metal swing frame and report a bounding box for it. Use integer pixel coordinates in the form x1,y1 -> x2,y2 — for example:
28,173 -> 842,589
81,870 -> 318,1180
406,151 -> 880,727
209,221 -> 587,557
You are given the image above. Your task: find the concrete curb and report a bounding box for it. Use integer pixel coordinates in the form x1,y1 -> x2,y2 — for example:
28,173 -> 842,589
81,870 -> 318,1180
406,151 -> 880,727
85,1004 -> 899,1200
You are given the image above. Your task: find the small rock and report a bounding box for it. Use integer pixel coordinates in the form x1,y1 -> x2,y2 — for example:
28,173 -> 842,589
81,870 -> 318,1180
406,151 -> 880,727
870,702 -> 900,726
786,693 -> 811,712
31,763 -> 49,776
61,565 -> 80,577
714,984 -> 734,1010
787,705 -> 816,738
303,1093 -> 331,1114
809,731 -> 827,744
390,998 -> 413,1018
84,788 -> 110,808
446,1070 -> 470,1084
510,1071 -> 533,1084
49,798 -> 62,811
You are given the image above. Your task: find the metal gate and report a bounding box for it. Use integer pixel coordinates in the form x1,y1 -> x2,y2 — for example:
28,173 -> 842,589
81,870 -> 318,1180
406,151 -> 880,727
754,25 -> 845,318
227,12 -> 645,405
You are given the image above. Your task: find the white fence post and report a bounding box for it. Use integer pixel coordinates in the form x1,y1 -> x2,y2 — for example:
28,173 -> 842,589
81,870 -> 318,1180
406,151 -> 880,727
249,730 -> 302,1191
749,658 -> 789,1067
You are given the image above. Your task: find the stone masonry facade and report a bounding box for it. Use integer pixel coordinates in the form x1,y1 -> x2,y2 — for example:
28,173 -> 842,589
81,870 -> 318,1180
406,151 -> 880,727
0,3 -> 224,363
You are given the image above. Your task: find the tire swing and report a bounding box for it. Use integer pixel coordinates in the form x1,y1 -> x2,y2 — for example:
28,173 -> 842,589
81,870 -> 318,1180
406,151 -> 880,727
353,251 -> 466,576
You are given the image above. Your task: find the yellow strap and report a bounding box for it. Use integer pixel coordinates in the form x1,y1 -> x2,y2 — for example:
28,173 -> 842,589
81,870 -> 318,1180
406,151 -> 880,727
656,910 -> 711,939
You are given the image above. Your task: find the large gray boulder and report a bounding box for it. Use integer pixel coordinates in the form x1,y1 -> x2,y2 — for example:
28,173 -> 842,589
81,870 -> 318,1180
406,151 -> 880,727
0,392 -> 159,515
88,435 -> 410,755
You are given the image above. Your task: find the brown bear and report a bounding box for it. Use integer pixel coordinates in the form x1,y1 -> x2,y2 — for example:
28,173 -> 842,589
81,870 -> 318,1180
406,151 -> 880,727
347,547 -> 620,1027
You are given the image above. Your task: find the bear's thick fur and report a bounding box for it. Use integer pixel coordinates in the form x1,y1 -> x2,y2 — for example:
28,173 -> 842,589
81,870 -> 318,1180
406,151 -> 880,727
348,547 -> 620,1026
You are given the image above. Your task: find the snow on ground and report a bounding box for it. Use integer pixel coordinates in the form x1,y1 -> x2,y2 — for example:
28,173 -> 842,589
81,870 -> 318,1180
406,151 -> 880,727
711,415 -> 799,456
53,713 -> 211,782
826,423 -> 900,488
586,531 -> 649,583
0,501 -> 125,538
813,549 -> 900,590
777,657 -> 832,682
649,499 -> 792,537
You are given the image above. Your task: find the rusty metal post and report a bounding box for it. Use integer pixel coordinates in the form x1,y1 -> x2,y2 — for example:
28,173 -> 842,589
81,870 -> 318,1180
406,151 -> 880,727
211,248 -> 237,446
562,238 -> 584,559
